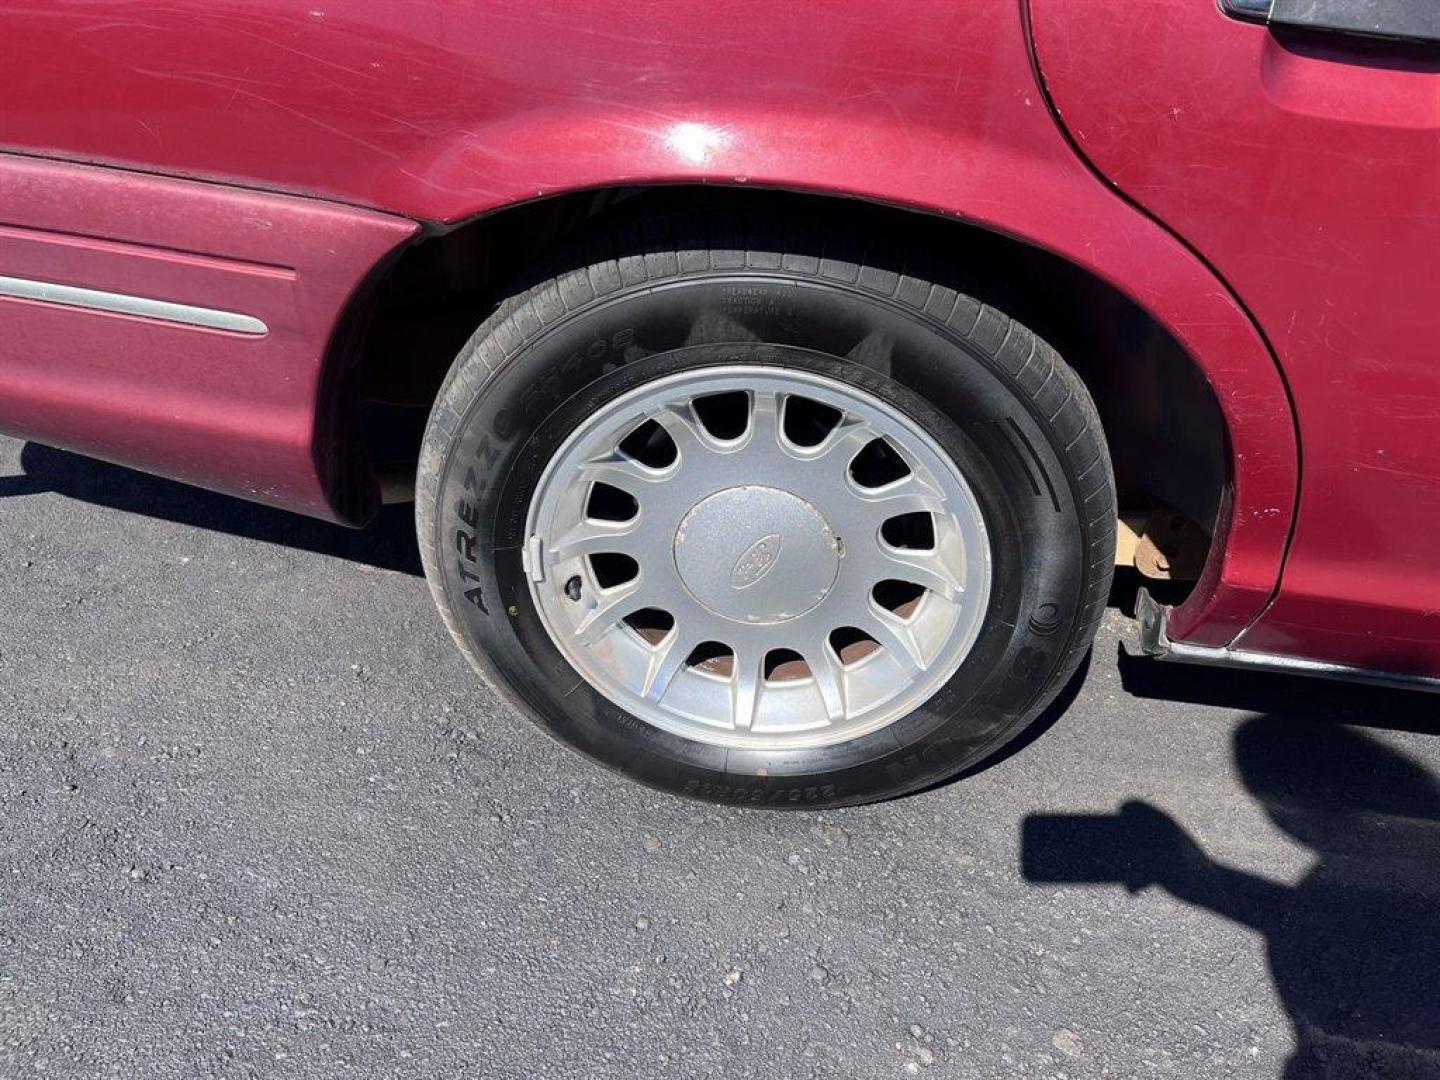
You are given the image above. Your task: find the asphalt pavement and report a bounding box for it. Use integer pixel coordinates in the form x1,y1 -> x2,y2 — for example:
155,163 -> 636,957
2,434 -> 1439,1080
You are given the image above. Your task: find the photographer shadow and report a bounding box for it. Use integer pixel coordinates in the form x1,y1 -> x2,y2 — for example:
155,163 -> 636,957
1023,714 -> 1440,1078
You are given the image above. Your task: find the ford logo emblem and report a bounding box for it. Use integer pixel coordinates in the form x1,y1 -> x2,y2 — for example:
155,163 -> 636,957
730,533 -> 782,589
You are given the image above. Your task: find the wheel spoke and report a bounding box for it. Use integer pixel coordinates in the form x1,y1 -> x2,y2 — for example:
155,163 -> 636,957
652,402 -> 712,457
550,517 -> 643,562
748,390 -> 782,450
815,419 -> 875,471
579,451 -> 671,492
572,578 -> 643,645
811,647 -> 849,724
850,472 -> 946,514
641,629 -> 692,701
861,608 -> 929,675
871,544 -> 963,602
731,648 -> 765,731
826,472 -> 947,543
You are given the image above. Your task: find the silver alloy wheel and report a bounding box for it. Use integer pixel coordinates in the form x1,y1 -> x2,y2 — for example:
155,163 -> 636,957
524,365 -> 993,750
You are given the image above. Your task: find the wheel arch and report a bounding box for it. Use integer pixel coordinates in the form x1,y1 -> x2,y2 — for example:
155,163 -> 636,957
339,165 -> 1294,648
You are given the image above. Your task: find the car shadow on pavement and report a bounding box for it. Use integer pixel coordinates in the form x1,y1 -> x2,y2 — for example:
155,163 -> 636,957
0,442 -> 423,576
1022,706 -> 1440,1078
1116,645 -> 1440,735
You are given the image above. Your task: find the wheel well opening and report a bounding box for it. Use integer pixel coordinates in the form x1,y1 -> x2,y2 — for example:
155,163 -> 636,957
350,185 -> 1228,603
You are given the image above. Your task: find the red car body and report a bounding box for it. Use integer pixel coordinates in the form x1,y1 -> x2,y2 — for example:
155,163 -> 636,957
1,2 -> 1436,680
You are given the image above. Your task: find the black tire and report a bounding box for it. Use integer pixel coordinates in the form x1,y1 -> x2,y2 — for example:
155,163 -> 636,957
416,201 -> 1115,808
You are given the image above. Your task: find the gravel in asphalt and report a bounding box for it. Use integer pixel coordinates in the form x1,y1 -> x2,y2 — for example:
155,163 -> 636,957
2,436 -> 1438,1079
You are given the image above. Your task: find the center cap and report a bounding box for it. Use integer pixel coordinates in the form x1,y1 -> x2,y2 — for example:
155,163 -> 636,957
673,486 -> 840,624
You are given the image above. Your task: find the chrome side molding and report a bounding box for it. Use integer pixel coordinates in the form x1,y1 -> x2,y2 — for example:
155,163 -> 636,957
1135,588 -> 1440,695
0,274 -> 268,336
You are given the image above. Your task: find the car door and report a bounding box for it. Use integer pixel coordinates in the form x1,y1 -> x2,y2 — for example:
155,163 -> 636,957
1030,0 -> 1440,674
